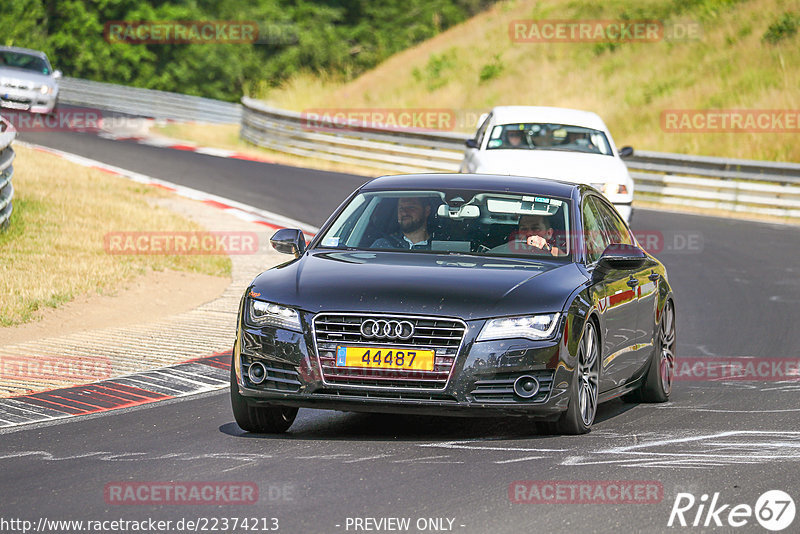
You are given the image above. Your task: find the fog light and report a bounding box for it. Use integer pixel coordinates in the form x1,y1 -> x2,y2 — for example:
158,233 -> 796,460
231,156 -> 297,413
248,361 -> 267,385
513,375 -> 540,399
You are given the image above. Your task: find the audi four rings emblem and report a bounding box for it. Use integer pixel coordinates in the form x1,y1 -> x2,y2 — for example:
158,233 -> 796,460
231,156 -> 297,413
360,319 -> 415,340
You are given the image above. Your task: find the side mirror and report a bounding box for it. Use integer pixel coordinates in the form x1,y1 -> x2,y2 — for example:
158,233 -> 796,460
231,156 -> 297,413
465,138 -> 479,149
618,146 -> 634,158
593,243 -> 646,281
270,228 -> 306,258
53,70 -> 62,79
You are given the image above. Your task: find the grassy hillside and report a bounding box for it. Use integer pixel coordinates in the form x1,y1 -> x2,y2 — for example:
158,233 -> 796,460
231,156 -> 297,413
262,0 -> 799,162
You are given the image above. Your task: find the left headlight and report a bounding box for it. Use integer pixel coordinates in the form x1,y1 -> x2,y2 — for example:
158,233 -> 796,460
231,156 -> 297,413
248,299 -> 302,331
39,85 -> 54,95
477,313 -> 561,342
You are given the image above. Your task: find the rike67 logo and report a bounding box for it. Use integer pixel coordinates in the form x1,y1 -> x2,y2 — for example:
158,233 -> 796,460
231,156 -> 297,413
668,490 -> 796,531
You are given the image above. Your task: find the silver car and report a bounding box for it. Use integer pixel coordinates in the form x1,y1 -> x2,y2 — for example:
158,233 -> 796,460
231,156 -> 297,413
0,46 -> 61,114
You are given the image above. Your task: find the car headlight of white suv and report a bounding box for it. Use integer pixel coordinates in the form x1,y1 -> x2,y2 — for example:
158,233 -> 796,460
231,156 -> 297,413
592,182 -> 629,196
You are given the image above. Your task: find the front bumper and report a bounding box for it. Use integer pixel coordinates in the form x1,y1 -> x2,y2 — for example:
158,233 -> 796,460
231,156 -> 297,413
234,316 -> 576,419
0,87 -> 57,114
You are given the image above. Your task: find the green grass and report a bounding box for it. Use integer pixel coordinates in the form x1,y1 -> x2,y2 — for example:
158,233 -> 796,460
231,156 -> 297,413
0,146 -> 231,326
763,11 -> 799,43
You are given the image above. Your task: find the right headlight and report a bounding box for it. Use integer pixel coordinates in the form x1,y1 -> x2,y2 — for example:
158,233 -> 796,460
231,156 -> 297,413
477,313 -> 561,341
248,299 -> 302,331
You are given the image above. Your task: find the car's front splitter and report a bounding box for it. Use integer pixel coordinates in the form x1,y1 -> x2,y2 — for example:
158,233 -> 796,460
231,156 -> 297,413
237,385 -> 568,419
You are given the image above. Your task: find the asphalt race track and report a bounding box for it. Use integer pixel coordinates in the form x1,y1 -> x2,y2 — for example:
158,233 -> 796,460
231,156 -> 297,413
19,130 -> 367,227
4,130 -> 800,533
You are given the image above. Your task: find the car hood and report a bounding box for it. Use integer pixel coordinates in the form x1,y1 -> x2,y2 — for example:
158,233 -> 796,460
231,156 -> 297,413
250,251 -> 588,320
0,68 -> 55,88
476,150 -> 629,184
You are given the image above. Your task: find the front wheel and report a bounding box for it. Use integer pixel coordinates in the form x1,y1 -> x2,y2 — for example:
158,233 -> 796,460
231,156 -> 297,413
539,320 -> 599,435
230,355 -> 298,433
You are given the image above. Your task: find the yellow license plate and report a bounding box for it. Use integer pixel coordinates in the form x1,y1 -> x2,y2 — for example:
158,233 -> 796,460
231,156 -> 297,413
336,346 -> 434,371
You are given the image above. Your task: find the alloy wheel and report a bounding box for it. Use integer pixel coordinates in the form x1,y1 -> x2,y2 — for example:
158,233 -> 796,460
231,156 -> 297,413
578,322 -> 599,426
659,301 -> 676,395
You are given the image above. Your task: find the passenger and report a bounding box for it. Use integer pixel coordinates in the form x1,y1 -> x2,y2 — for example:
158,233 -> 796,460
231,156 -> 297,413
566,131 -> 597,152
371,197 -> 432,250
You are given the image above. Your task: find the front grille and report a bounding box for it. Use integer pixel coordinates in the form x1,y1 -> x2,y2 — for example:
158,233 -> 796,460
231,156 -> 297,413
469,370 -> 554,403
313,313 -> 467,390
241,354 -> 301,392
0,95 -> 32,104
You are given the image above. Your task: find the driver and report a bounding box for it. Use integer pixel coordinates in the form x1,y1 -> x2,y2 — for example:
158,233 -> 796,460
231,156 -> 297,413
371,197 -> 432,250
512,214 -> 563,256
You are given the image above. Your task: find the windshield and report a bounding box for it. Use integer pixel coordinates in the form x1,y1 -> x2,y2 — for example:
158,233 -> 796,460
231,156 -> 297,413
0,51 -> 51,75
486,123 -> 612,155
317,189 -> 572,259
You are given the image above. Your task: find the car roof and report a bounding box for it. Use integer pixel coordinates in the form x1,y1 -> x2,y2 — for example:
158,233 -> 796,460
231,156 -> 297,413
0,46 -> 49,59
488,106 -> 608,132
361,173 -> 581,198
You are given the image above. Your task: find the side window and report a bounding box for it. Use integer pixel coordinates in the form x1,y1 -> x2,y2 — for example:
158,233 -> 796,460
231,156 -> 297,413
475,113 -> 492,147
590,197 -> 633,246
581,197 -> 606,264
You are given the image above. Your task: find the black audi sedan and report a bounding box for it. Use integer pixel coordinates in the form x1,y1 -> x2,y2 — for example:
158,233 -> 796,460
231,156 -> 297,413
231,174 -> 676,435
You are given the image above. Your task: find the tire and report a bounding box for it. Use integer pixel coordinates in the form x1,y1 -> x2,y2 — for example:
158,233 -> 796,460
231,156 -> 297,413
539,319 -> 599,435
230,355 -> 298,433
640,300 -> 676,402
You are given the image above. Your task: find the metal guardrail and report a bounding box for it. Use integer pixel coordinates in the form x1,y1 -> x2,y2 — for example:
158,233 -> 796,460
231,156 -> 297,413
241,97 -> 800,219
59,77 -> 241,124
240,97 -> 467,174
0,118 -> 16,231
626,151 -> 800,218
24,75 -> 800,220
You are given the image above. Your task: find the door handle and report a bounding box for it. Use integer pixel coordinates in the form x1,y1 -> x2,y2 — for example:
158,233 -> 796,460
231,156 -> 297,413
648,272 -> 660,282
627,277 -> 639,288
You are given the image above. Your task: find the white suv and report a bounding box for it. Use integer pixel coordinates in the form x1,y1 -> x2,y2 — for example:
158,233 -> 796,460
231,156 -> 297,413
461,106 -> 635,222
